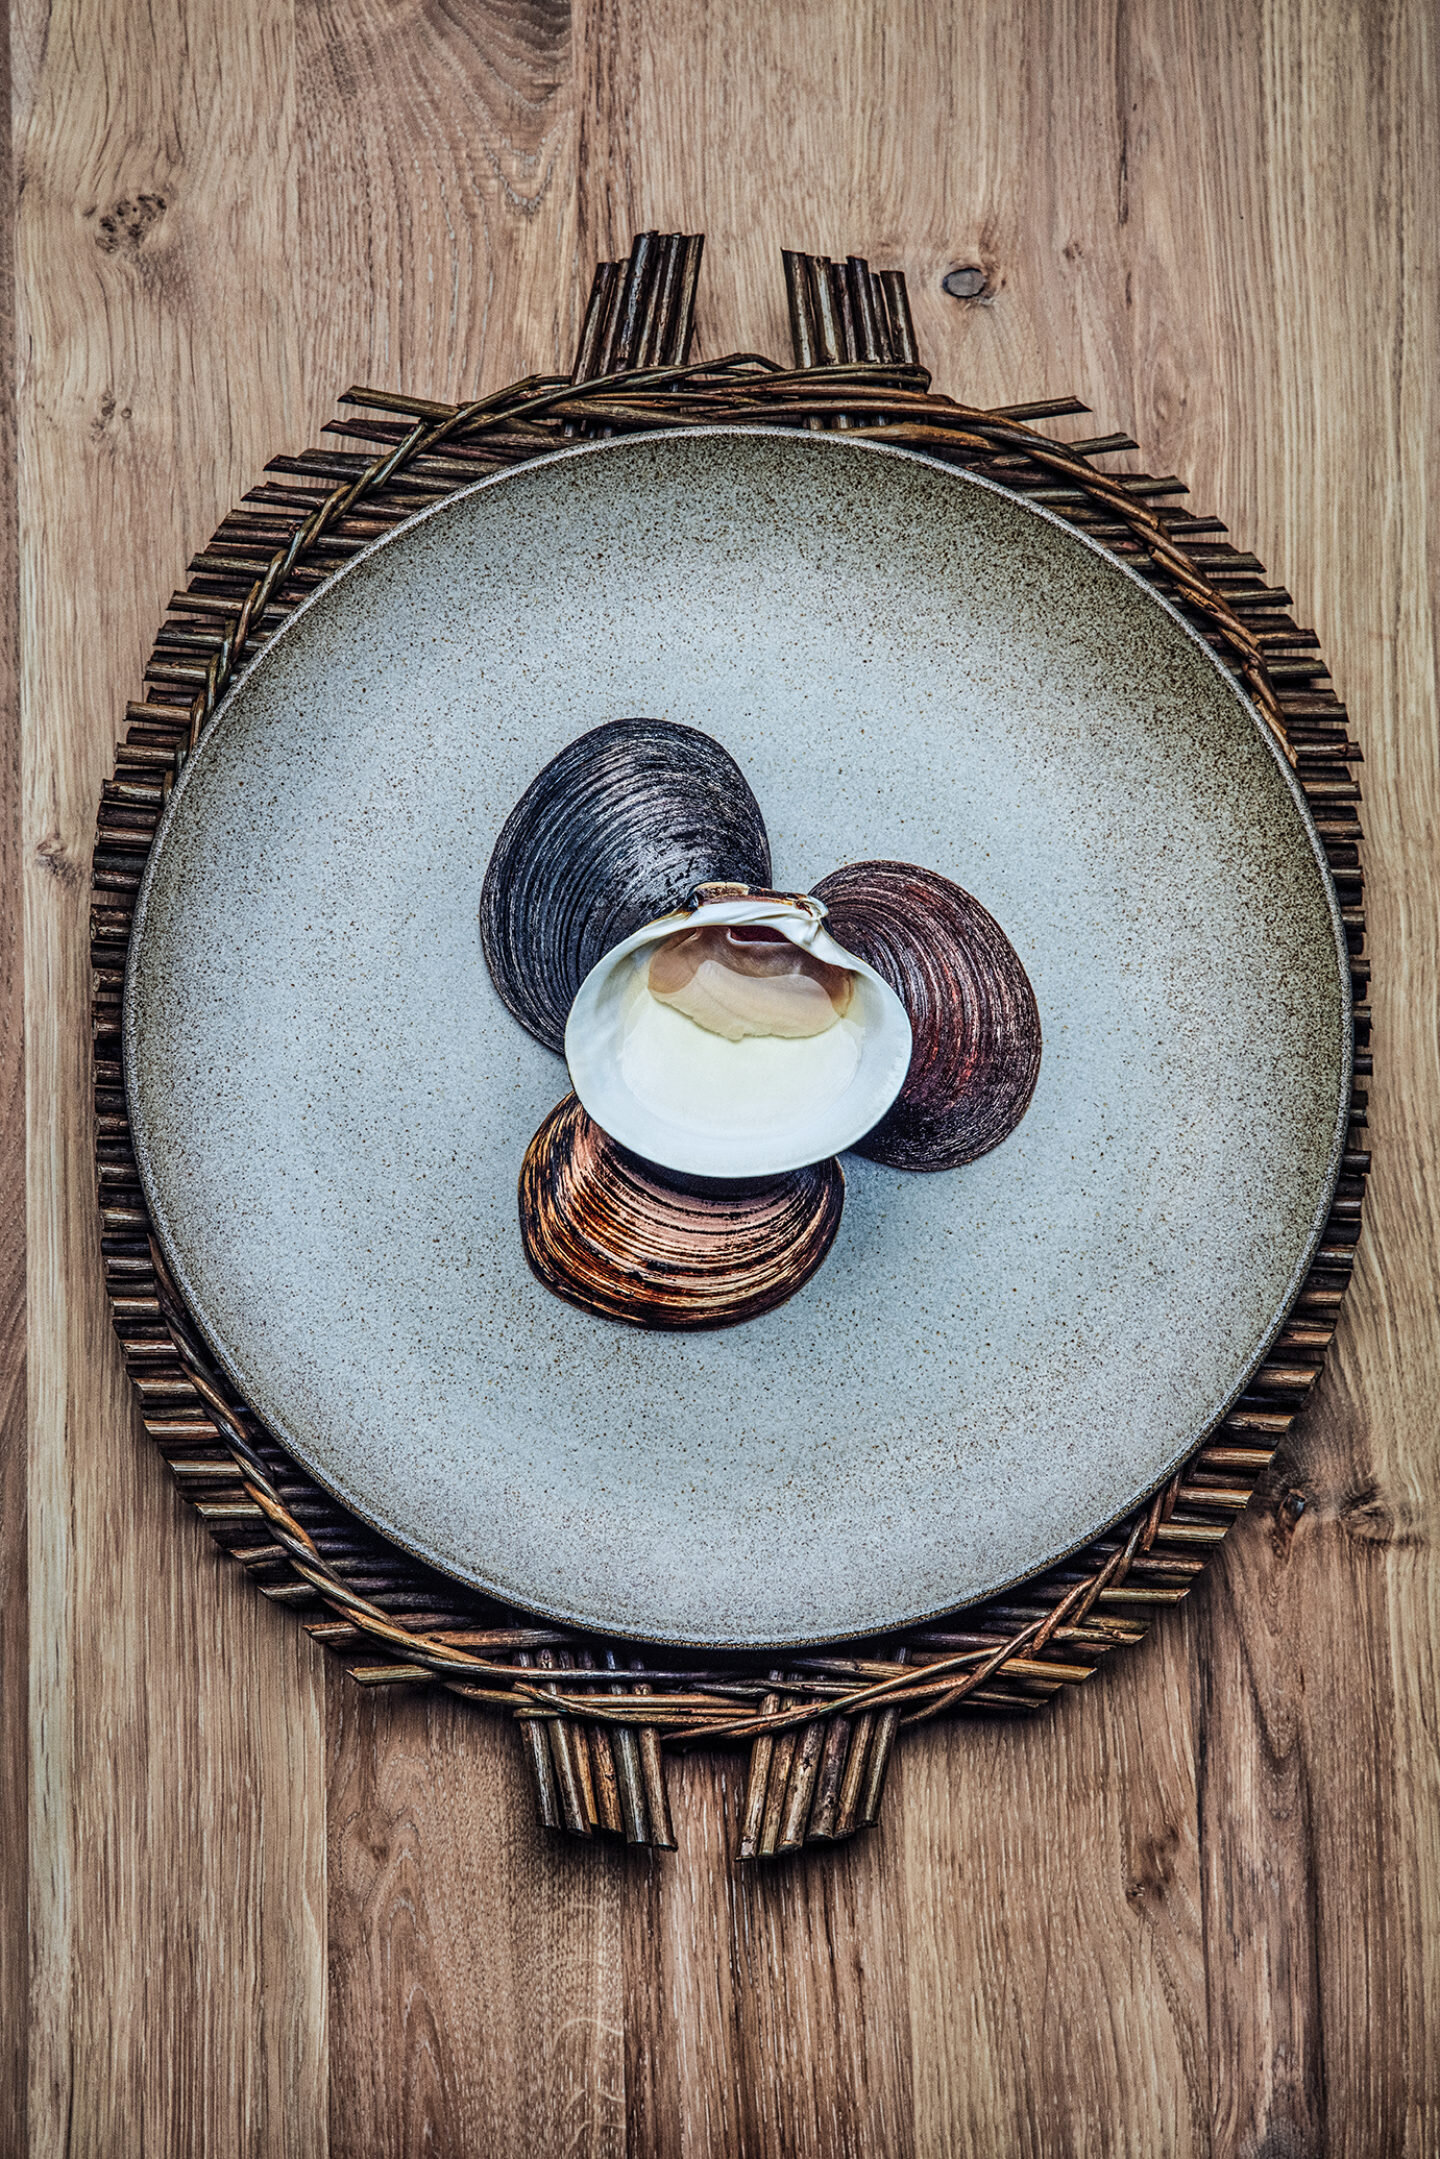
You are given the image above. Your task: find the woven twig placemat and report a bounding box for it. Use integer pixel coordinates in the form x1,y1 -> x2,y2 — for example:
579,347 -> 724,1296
92,237 -> 1368,1857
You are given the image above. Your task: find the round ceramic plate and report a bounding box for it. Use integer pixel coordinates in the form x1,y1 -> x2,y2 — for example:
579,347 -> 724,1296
125,428 -> 1350,1647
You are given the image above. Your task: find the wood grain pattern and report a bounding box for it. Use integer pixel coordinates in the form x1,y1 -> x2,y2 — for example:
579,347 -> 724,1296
1,4 -> 27,2150
16,3 -> 332,2150
10,0 -> 1438,2154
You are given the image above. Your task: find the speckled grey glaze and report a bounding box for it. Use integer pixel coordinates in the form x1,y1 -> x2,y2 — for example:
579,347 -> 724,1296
124,428 -> 1350,1647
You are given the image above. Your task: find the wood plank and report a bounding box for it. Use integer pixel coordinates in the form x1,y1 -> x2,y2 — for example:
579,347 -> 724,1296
295,0 -> 580,407
574,8 -> 1210,2155
620,1753 -> 914,2156
903,1671 -> 1206,2158
1188,3 -> 1440,2151
0,0 -> 27,2142
326,1683 -> 623,2159
15,0 -> 329,2149
275,5 -> 626,2150
573,2 -> 1437,2153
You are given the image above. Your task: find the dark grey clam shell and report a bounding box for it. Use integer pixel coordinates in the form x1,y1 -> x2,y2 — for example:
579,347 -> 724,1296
812,859 -> 1041,1171
519,1095 -> 845,1330
480,718 -> 771,1052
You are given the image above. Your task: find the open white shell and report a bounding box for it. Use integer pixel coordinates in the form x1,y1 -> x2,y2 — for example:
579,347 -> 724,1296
564,892 -> 914,1179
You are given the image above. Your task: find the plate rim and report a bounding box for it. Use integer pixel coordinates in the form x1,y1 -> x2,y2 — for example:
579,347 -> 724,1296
122,423 -> 1354,1647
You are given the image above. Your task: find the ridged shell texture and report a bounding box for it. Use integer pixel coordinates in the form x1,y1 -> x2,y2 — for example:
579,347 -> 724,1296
813,859 -> 1041,1170
519,1096 -> 846,1329
480,718 -> 771,1053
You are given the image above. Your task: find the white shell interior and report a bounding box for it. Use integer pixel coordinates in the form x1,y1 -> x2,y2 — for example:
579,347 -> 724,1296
563,895 -> 913,1177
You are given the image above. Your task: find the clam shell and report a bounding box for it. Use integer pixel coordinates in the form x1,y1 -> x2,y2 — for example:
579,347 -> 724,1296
519,1094 -> 845,1329
564,891 -> 912,1179
810,860 -> 1041,1170
481,719 -> 772,1052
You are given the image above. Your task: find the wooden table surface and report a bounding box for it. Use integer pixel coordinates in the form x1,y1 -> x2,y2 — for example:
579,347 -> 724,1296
5,1 -> 1437,2152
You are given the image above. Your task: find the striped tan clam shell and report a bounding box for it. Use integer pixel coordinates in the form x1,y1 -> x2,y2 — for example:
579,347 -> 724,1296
519,1095 -> 845,1330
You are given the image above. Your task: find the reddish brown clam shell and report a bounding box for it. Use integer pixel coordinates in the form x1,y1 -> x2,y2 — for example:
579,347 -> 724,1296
519,1095 -> 845,1329
811,859 -> 1041,1171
